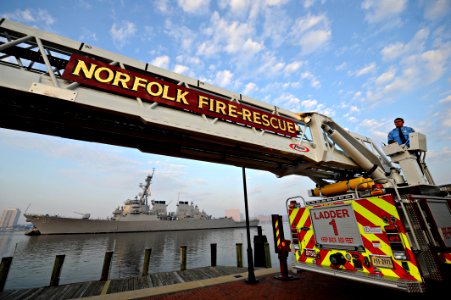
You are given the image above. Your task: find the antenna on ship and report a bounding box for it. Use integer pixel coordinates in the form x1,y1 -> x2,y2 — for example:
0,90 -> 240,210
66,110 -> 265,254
139,168 -> 155,206
24,203 -> 31,214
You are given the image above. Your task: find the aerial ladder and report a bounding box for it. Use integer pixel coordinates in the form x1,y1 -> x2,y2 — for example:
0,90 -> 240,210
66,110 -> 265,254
0,19 -> 449,293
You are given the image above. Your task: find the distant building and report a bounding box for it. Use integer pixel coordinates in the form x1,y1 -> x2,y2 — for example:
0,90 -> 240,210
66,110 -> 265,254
0,208 -> 21,229
256,215 -> 272,223
225,208 -> 241,221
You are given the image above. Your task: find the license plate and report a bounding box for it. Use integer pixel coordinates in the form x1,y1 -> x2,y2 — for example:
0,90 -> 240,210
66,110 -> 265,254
371,255 -> 393,269
304,249 -> 318,258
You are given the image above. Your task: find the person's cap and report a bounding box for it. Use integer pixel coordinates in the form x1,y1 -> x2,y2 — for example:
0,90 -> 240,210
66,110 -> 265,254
394,117 -> 404,122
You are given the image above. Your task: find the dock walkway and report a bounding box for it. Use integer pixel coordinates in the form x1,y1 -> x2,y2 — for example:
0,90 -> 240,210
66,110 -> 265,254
0,266 -> 258,300
3,266 -> 448,299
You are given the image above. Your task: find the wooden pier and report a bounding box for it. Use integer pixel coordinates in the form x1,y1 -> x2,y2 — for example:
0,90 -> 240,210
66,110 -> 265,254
0,266 -> 251,300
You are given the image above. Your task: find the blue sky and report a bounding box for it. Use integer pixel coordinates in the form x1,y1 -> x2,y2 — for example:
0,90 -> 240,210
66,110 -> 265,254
0,0 -> 450,222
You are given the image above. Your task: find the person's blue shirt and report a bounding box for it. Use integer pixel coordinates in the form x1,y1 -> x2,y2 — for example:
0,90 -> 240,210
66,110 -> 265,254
388,126 -> 415,147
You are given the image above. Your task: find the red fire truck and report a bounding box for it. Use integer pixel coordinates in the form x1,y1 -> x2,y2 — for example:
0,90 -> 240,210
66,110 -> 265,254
285,118 -> 450,293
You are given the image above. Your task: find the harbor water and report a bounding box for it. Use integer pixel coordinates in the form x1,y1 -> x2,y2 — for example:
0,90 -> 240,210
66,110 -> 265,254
0,222 -> 290,290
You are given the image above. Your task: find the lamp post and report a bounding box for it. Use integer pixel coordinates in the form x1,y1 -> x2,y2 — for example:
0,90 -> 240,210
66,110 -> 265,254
242,167 -> 258,284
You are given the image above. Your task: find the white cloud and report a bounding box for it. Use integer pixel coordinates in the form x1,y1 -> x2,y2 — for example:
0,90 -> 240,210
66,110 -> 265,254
16,9 -> 35,22
173,64 -> 189,75
261,4 -> 291,47
301,99 -> 317,109
176,55 -> 202,67
2,9 -> 55,26
243,82 -> 257,95
301,71 -> 320,88
79,28 -> 97,43
381,28 -> 429,61
284,61 -> 302,73
272,93 -> 309,112
354,63 -> 376,77
361,119 -> 380,128
424,0 -> 451,20
350,106 -> 360,112
442,107 -> 451,128
36,9 -> 55,26
298,16 -> 321,32
197,41 -> 218,56
220,0 -> 251,16
366,48 -> 449,102
110,21 -> 137,49
177,0 -> 210,14
361,0 -> 406,24
214,70 -> 233,87
353,91 -> 362,100
363,28 -> 449,103
335,62 -> 347,71
291,14 -> 331,54
380,42 -> 405,61
164,20 -> 196,51
197,12 -> 263,57
243,38 -> 264,53
266,0 -> 288,5
375,67 -> 396,85
439,95 -> 451,104
419,49 -> 448,82
303,0 -> 315,9
155,0 -> 171,14
256,52 -> 286,76
272,95 -> 335,117
151,56 -> 170,69
300,30 -> 331,54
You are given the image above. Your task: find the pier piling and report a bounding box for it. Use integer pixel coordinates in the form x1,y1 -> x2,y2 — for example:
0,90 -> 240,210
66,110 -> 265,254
236,243 -> 243,268
264,242 -> 272,268
211,243 -> 217,267
180,246 -> 187,271
0,256 -> 13,292
49,254 -> 65,287
100,251 -> 113,281
253,226 -> 268,267
142,248 -> 152,276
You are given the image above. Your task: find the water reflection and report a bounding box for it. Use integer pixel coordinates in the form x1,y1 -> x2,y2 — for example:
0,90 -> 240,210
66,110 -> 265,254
1,223 -> 287,290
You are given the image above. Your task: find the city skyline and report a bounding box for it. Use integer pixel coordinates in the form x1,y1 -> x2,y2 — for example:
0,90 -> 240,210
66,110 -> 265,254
0,208 -> 21,228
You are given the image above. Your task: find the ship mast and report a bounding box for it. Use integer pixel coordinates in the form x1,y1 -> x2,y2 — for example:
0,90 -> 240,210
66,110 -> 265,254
139,168 -> 154,206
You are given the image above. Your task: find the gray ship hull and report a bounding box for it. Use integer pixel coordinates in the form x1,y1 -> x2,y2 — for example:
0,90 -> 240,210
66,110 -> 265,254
24,215 -> 260,235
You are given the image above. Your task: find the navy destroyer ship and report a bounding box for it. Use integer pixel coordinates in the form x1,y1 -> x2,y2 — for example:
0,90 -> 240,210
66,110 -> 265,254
24,172 -> 259,235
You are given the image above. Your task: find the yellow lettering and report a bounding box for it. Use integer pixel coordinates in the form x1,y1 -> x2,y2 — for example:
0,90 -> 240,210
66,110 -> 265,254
132,77 -> 148,91
72,59 -> 96,78
215,101 -> 227,115
112,72 -> 131,89
270,117 -> 279,129
198,95 -> 210,109
94,67 -> 114,83
287,122 -> 295,134
242,108 -> 252,121
228,104 -> 238,118
176,89 -> 189,105
261,114 -> 270,126
146,81 -> 163,96
252,111 -> 262,125
278,119 -> 287,131
162,85 -> 175,101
